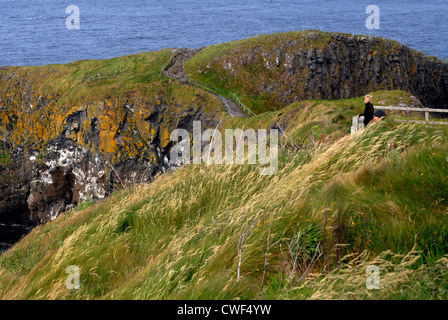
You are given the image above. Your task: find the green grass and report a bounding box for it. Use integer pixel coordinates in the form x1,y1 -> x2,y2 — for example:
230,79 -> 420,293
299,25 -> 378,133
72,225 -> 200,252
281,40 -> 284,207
223,90 -> 413,151
2,50 -> 173,106
0,151 -> 12,166
1,95 -> 448,299
75,198 -> 95,211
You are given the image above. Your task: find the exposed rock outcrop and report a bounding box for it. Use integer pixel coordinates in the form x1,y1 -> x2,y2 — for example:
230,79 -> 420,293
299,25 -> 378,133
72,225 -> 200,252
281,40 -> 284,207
0,54 -> 222,225
0,146 -> 33,226
187,31 -> 448,112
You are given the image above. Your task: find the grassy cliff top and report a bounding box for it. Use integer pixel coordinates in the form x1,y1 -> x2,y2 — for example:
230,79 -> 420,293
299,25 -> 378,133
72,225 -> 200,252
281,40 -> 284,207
2,50 -> 202,106
0,50 -> 225,160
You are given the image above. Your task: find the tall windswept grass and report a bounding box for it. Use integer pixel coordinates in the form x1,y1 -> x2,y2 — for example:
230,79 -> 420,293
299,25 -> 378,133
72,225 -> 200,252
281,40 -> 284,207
289,249 -> 448,300
1,101 -> 448,299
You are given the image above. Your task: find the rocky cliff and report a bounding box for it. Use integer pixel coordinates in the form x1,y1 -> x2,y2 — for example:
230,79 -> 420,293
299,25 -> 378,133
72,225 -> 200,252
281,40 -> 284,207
0,51 -> 223,225
185,31 -> 448,113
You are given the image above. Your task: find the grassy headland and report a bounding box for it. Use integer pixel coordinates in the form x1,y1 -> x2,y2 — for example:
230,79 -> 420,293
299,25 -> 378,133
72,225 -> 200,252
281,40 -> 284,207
1,90 -> 448,299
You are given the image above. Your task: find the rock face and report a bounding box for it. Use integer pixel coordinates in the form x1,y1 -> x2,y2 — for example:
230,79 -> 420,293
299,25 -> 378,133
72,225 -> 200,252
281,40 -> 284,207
187,31 -> 448,112
27,137 -> 107,223
1,100 -> 217,224
0,147 -> 33,226
0,56 -> 221,225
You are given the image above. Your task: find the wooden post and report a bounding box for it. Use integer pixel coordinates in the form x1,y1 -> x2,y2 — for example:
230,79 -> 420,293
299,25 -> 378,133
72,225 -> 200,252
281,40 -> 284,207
425,109 -> 429,122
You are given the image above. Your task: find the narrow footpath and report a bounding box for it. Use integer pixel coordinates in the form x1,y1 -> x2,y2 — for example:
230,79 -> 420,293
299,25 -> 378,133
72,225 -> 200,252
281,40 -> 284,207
163,48 -> 248,118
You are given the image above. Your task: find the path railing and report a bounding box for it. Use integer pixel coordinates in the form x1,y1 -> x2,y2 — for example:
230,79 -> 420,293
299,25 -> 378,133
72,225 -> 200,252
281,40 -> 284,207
161,51 -> 255,117
162,69 -> 233,114
374,105 -> 448,125
232,93 -> 256,117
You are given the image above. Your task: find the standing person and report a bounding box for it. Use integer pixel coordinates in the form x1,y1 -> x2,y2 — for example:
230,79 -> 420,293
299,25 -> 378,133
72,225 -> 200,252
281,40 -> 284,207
359,94 -> 375,127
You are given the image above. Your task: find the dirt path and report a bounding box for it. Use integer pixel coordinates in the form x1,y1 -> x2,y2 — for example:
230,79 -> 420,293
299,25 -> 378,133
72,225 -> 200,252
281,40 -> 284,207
164,49 -> 247,118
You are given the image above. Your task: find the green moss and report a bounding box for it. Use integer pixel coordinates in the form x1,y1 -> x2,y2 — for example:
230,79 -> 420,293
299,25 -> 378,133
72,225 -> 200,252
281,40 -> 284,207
0,152 -> 12,166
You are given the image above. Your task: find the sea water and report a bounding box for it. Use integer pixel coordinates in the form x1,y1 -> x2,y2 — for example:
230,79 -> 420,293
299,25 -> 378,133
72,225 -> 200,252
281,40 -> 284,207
0,0 -> 446,66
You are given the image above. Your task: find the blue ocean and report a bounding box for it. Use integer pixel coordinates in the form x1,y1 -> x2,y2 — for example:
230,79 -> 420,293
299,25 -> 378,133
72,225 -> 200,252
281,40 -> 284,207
0,0 -> 447,66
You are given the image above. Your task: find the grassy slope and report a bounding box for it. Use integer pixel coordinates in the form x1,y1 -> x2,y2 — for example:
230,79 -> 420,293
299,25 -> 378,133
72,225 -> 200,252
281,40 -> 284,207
1,49 -> 213,106
1,91 -> 448,299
